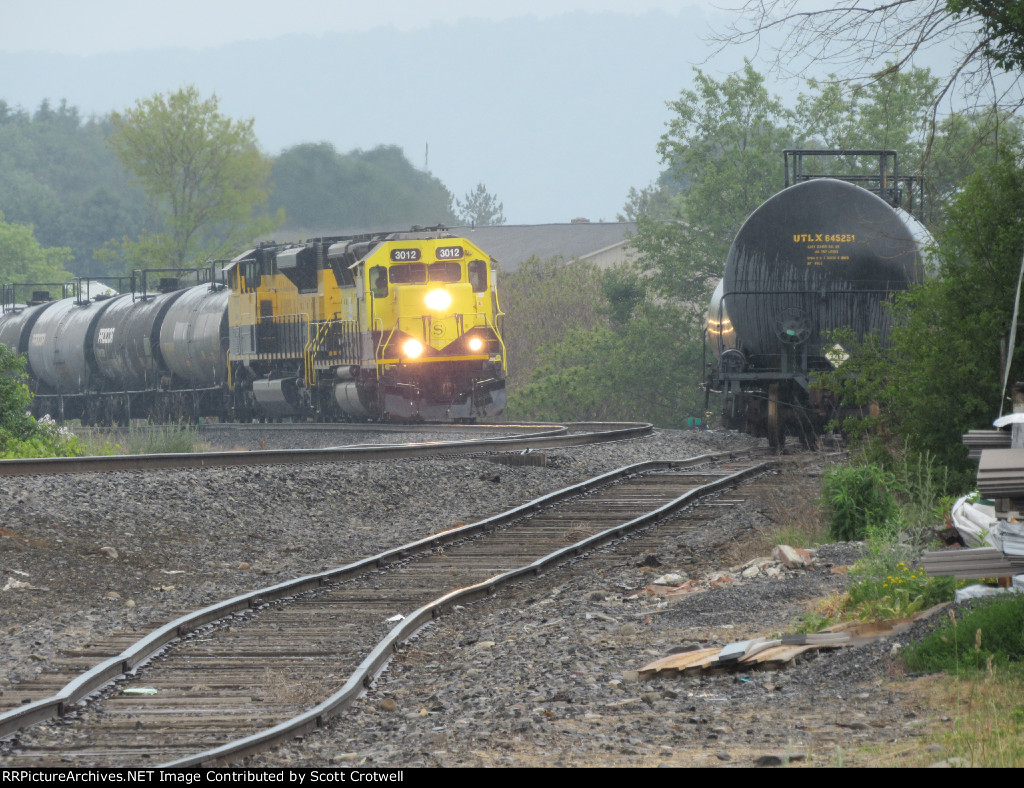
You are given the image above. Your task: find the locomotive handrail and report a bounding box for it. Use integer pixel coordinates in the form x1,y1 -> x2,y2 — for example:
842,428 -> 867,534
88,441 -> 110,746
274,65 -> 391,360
303,321 -> 329,386
372,315 -> 388,359
489,311 -> 508,367
376,317 -> 397,362
253,311 -> 311,361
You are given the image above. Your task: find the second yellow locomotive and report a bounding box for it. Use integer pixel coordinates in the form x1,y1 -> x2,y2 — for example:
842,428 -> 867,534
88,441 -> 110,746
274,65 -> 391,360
226,227 -> 507,422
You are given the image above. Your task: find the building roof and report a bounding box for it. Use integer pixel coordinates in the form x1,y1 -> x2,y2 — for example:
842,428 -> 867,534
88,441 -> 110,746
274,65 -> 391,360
449,222 -> 637,272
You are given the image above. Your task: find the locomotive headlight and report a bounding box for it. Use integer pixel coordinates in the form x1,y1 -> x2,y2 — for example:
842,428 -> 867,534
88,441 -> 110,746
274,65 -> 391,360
402,338 -> 424,359
424,288 -> 452,312
467,337 -> 484,352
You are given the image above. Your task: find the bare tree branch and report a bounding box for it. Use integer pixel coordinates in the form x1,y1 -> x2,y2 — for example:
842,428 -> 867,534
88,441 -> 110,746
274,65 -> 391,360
708,1 -> 1023,115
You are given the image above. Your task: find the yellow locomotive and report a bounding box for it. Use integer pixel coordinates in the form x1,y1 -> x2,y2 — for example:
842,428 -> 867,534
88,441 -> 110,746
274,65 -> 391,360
226,228 -> 507,422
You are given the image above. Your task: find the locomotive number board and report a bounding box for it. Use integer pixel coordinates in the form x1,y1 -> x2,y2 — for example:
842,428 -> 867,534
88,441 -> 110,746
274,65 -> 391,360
389,246 -> 464,262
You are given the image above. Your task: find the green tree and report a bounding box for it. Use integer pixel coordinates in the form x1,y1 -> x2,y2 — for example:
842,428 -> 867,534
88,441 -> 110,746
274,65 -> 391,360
499,256 -> 708,427
455,183 -> 506,226
636,62 -> 797,304
824,149 -> 1024,484
713,2 -> 1024,120
106,86 -> 279,270
0,99 -> 147,277
507,300 -> 707,426
793,67 -> 1024,215
532,63 -> 801,428
0,211 -> 72,284
0,344 -> 34,440
796,67 -> 938,164
948,0 -> 1024,73
498,256 -> 606,391
927,108 -> 1024,208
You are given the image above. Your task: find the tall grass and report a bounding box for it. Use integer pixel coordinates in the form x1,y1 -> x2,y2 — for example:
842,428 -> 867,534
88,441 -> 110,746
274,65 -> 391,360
904,596 -> 1024,674
79,422 -> 206,455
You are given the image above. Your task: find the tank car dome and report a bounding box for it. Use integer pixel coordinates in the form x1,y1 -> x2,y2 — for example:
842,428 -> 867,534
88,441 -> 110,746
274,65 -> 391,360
722,178 -> 928,368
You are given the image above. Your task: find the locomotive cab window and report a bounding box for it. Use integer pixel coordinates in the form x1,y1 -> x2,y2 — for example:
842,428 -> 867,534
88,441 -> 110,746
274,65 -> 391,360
389,263 -> 427,284
428,262 -> 461,283
468,260 -> 488,293
370,266 -> 389,297
242,260 -> 260,293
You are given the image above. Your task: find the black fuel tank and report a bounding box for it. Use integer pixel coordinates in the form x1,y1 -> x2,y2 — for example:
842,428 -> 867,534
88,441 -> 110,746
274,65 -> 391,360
722,178 -> 927,367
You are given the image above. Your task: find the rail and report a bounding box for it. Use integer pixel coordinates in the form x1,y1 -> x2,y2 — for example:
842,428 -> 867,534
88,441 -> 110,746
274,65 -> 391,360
0,451 -> 769,762
0,422 -> 653,477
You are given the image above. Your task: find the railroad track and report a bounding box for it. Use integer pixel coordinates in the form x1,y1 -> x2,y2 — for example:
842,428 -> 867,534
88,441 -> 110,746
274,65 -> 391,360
0,450 -> 773,767
0,422 -> 650,476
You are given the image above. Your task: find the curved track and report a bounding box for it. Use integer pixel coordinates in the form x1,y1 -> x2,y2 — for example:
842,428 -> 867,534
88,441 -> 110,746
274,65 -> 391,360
0,450 -> 772,767
0,422 -> 651,477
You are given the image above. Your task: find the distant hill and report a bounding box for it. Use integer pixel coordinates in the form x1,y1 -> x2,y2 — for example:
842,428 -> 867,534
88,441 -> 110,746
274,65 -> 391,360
0,10 -> 747,224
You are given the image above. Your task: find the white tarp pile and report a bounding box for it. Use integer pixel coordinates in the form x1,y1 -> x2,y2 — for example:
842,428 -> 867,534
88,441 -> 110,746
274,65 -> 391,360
948,495 -> 1024,600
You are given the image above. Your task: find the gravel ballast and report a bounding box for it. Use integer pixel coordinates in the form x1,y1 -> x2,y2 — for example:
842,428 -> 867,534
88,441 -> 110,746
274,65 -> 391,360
0,427 -> 953,767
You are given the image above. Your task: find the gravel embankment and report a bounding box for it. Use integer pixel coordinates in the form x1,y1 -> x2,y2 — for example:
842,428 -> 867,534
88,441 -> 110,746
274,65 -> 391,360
0,428 -> 752,690
0,427 -> 952,767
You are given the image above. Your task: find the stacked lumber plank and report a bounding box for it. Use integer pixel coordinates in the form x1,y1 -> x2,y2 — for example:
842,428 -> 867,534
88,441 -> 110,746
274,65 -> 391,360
963,429 -> 1011,461
638,607 -> 948,680
977,449 -> 1024,499
638,641 -> 816,678
921,547 -> 1024,579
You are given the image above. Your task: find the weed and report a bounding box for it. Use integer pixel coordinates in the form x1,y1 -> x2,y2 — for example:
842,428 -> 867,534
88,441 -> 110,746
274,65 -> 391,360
821,462 -> 899,541
792,591 -> 848,633
904,595 -> 1024,674
844,550 -> 963,621
759,482 -> 830,552
79,422 -> 206,455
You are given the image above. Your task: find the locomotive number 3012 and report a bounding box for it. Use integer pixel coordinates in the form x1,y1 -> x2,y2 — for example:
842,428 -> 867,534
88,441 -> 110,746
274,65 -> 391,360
436,246 -> 464,259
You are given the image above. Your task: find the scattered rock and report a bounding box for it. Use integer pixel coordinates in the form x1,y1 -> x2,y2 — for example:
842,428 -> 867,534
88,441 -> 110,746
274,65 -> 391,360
772,544 -> 812,569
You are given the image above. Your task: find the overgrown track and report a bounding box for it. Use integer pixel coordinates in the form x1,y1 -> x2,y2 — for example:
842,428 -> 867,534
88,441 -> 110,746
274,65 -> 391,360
0,451 -> 772,767
0,422 -> 650,476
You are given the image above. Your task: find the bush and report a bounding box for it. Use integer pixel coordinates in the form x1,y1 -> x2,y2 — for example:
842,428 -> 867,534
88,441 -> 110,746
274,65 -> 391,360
0,346 -> 85,458
2,415 -> 84,458
822,462 -> 899,541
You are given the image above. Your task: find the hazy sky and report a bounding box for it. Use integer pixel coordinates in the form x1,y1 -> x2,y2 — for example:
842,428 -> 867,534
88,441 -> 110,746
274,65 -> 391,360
0,0 -> 973,225
1,0 -> 734,54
